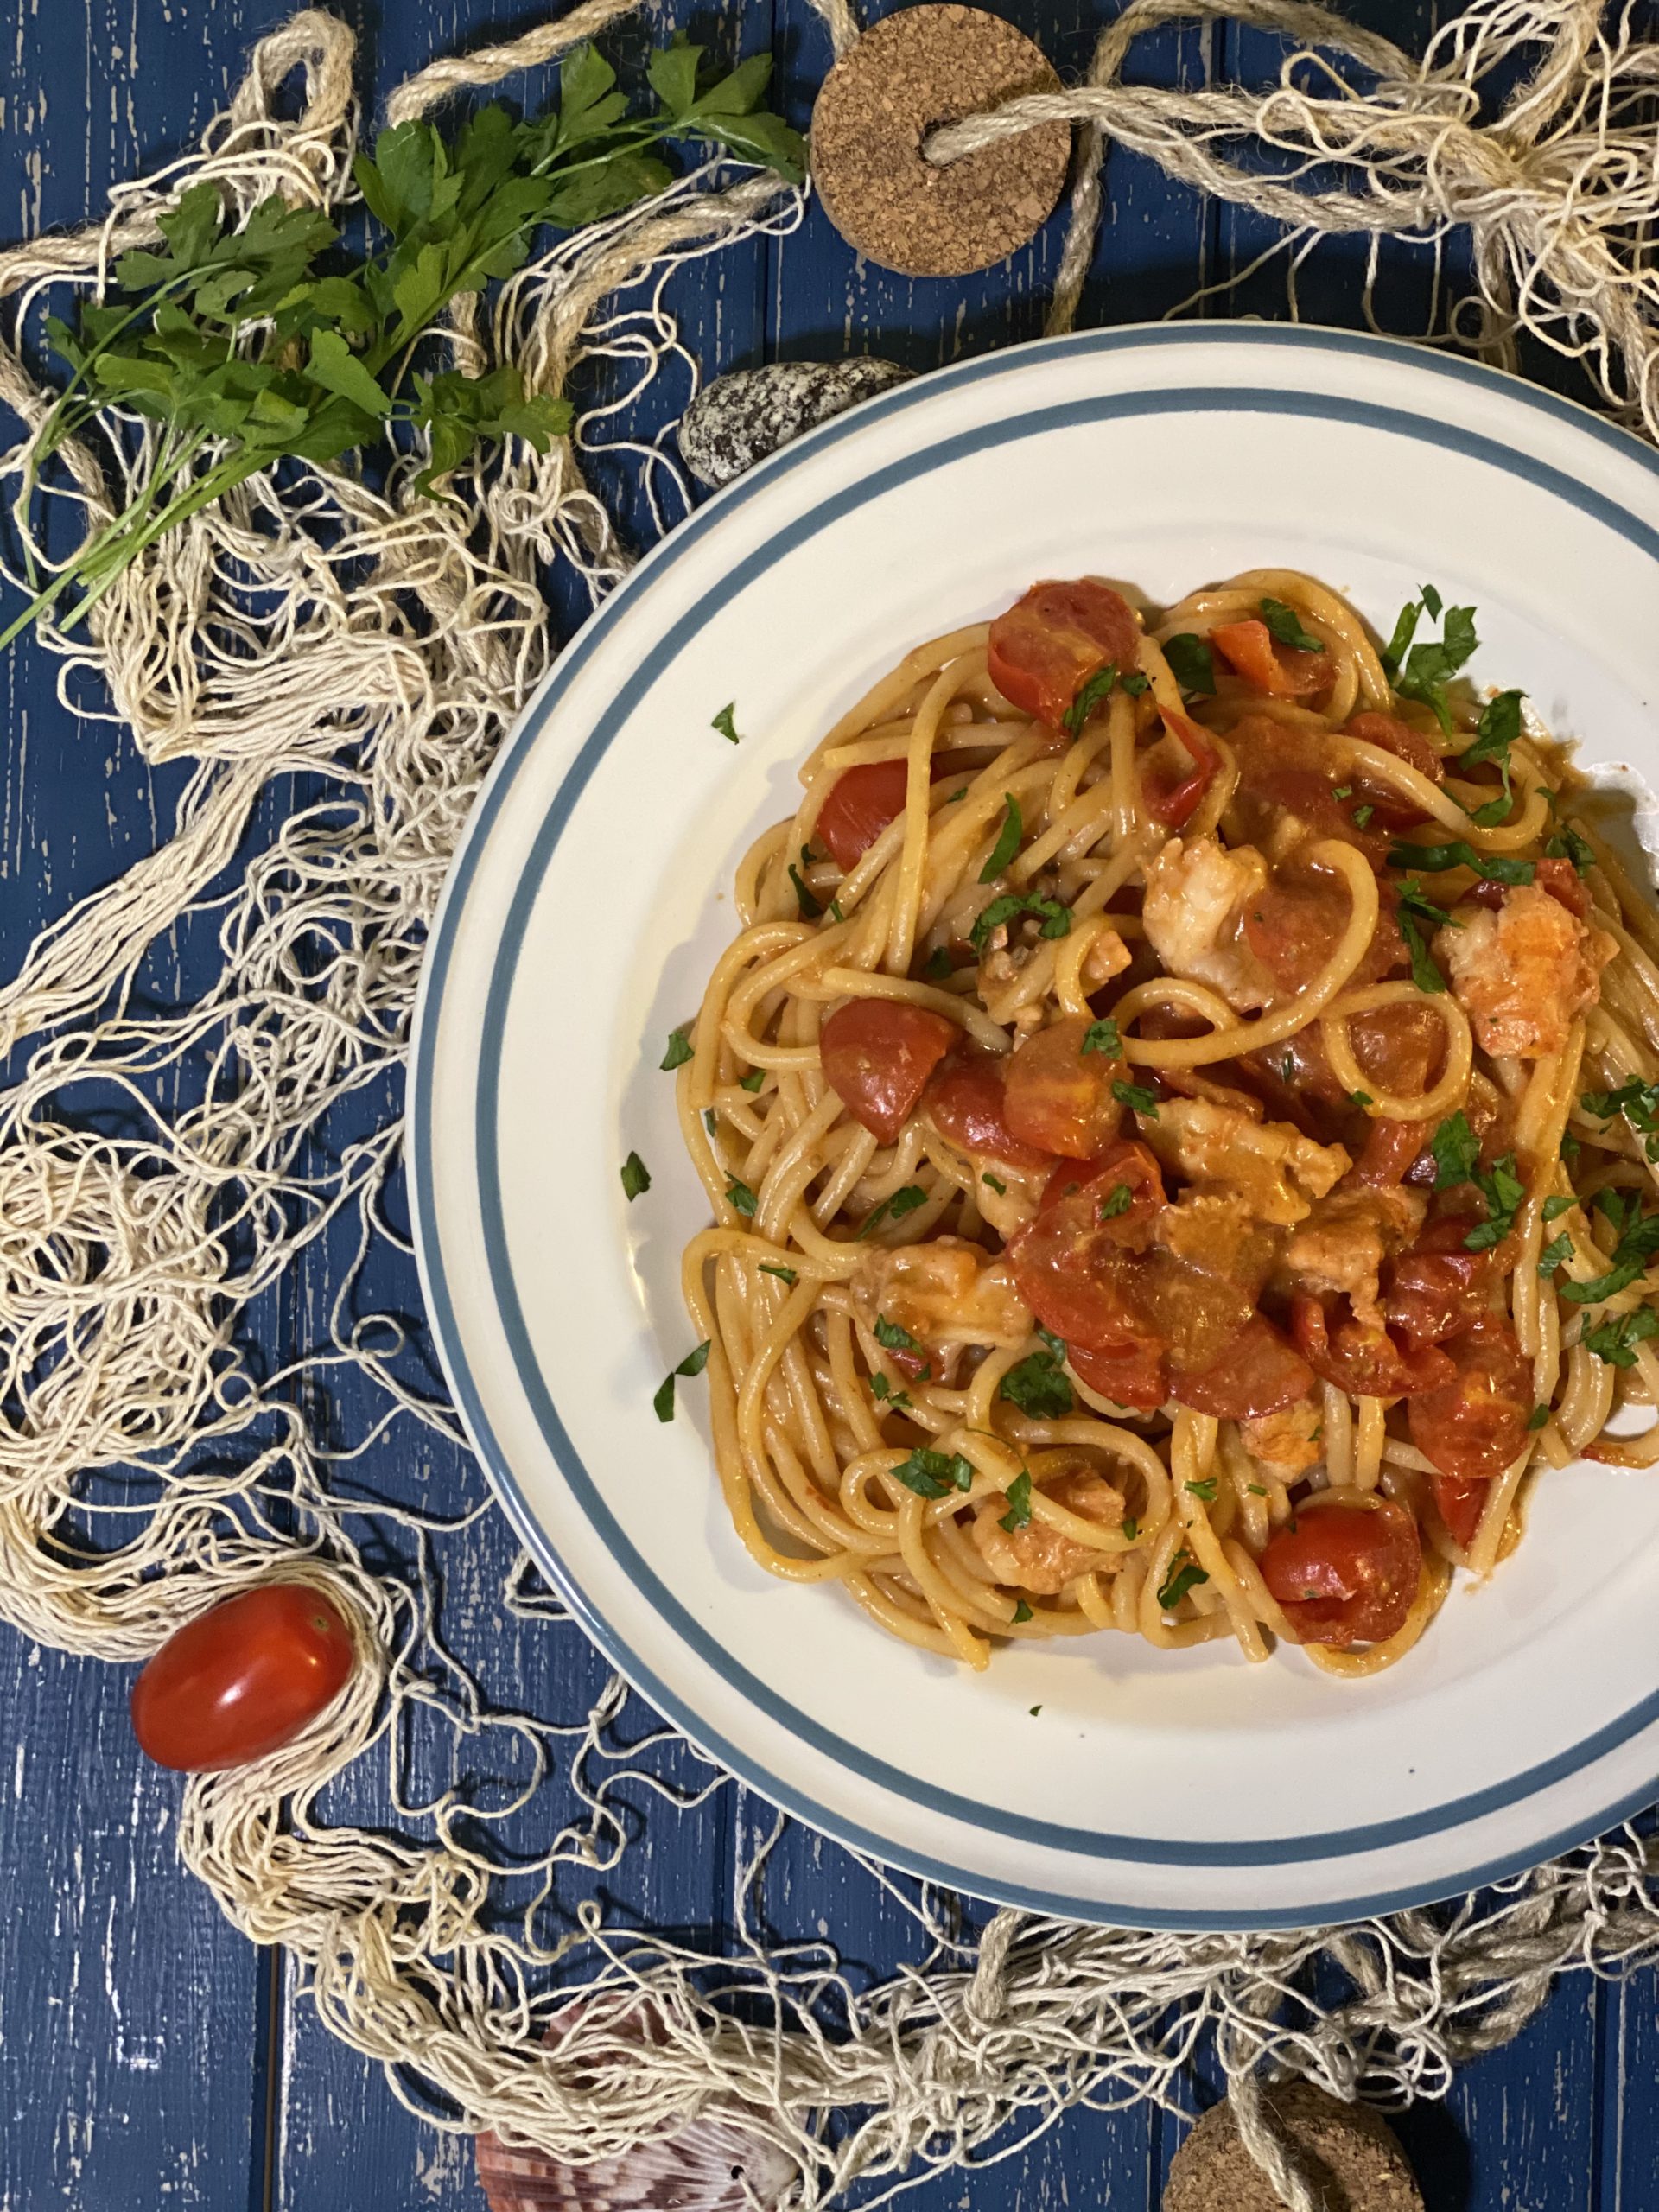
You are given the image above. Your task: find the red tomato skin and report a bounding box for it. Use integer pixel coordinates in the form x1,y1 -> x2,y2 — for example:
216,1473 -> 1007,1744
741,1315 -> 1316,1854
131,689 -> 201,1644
1211,618 -> 1328,701
1002,1014 -> 1124,1159
1407,1311 -> 1533,1484
1144,708 -> 1223,828
1261,1498 -> 1422,1646
1343,710 -> 1444,784
988,581 -> 1141,728
1008,1142 -> 1167,1352
1290,1294 -> 1455,1400
820,1000 -> 957,1146
1433,1471 -> 1490,1549
926,1046 -> 1055,1170
816,760 -> 912,870
1535,853 -> 1592,919
130,1586 -> 355,1773
1166,1313 -> 1315,1420
1068,1338 -> 1168,1408
1383,1217 -> 1498,1347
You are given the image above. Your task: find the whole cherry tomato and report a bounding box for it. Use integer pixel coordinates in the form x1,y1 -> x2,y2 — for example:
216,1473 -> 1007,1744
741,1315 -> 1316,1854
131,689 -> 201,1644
820,999 -> 957,1146
130,1584 -> 356,1772
1261,1497 -> 1422,1646
988,580 -> 1141,728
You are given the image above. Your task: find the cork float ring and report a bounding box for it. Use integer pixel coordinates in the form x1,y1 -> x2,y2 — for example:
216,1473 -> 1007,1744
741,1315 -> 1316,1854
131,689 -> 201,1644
810,4 -> 1071,277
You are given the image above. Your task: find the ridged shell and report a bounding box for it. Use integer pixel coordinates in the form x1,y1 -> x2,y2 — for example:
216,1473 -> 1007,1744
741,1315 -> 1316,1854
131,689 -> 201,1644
677,359 -> 912,489
475,2114 -> 796,2212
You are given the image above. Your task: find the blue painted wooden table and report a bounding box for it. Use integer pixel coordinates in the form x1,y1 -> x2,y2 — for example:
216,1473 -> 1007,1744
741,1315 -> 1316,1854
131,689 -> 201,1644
0,3 -> 1650,2207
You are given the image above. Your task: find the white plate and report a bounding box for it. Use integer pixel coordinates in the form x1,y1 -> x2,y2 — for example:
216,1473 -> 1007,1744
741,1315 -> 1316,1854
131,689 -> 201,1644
410,324 -> 1659,1929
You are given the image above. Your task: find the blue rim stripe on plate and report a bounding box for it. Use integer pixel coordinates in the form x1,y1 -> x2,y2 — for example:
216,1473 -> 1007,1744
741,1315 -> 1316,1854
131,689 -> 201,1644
411,323 -> 1659,1927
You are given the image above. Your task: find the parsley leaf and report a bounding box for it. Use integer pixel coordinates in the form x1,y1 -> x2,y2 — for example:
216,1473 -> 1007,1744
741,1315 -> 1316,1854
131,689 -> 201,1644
1464,1152 -> 1524,1251
1545,823 -> 1596,874
1348,1090 -> 1374,1109
891,1448 -> 975,1499
1583,1306 -> 1659,1368
1538,1232 -> 1573,1277
1122,1515 -> 1140,1537
1113,1080 -> 1160,1116
1543,1194 -> 1576,1223
1391,838 -> 1533,886
1012,1599 -> 1034,1624
858,1184 -> 929,1239
1398,907 -> 1446,995
652,1338 -> 711,1422
711,702 -> 741,744
1083,1018 -> 1122,1057
870,1374 -> 911,1411
1431,1110 -> 1480,1189
1556,1200 -> 1659,1305
660,1027 -> 694,1070
1157,1554 -> 1210,1611
1163,632 -> 1216,696
1037,1326 -> 1068,1360
982,1172 -> 1007,1195
1260,597 -> 1323,652
980,793 -> 1023,883
621,1150 -> 652,1200
725,1177 -> 758,1217
874,1314 -> 927,1364
1351,804 -> 1376,830
1099,1182 -> 1134,1221
1000,1350 -> 1074,1419
1582,1079 -> 1659,1163
922,945 -> 954,982
1527,1402 -> 1551,1430
969,891 -> 1071,955
737,1069 -> 765,1092
1393,600 -> 1478,734
998,1471 -> 1034,1531
759,1261 -> 797,1284
1332,785 -> 1353,800
788,863 -> 822,920
1063,664 -> 1119,737
1121,671 -> 1151,696
1396,877 -> 1459,931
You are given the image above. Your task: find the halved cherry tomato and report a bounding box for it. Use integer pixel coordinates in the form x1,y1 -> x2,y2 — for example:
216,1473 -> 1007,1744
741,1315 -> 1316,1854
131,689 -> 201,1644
1068,1337 -> 1168,1409
1003,1014 -> 1124,1159
1144,707 -> 1222,829
816,759 -> 911,870
1535,853 -> 1592,919
130,1584 -> 355,1772
1342,710 -> 1444,784
926,1045 -> 1055,1170
1261,1497 -> 1422,1646
1407,1311 -> 1533,1483
1290,1294 -> 1455,1400
1007,1142 -> 1167,1351
1243,866 -> 1408,996
1383,1216 -> 1498,1347
820,999 -> 957,1146
1228,715 -> 1399,853
1211,617 -> 1329,701
1432,1471 -> 1490,1550
988,580 -> 1141,728
1166,1313 -> 1315,1420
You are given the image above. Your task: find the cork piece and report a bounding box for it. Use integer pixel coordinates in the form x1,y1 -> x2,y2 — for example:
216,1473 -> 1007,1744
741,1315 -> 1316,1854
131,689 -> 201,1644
810,5 -> 1070,277
1164,2085 -> 1425,2212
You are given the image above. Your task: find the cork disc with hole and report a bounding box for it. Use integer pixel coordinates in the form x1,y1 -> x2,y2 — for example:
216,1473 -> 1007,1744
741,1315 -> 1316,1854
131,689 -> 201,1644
810,5 -> 1071,277
1164,2085 -> 1425,2212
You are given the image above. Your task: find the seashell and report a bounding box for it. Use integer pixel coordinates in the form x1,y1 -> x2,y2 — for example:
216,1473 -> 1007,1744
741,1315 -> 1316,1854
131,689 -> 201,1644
475,2112 -> 796,2212
677,358 -> 913,489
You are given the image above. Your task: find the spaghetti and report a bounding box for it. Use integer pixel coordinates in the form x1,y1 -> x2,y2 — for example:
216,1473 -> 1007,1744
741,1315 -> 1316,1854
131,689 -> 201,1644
670,569 -> 1659,1673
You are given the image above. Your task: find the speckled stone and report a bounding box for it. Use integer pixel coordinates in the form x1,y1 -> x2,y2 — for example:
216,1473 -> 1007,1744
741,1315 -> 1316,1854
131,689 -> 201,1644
677,359 -> 913,489
1164,2085 -> 1423,2212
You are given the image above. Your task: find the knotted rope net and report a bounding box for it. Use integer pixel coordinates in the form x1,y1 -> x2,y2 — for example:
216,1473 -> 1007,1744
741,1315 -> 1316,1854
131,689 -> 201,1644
2,3 -> 1658,2208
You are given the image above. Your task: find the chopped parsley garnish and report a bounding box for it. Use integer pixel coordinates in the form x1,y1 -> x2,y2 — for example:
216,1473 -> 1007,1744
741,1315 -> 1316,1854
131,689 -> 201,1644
621,1150 -> 652,1200
891,1448 -> 975,1498
1260,597 -> 1324,652
1398,907 -> 1446,995
1457,689 -> 1524,825
969,891 -> 1071,955
1185,1477 -> 1219,1503
702,1108 -> 718,1136
1246,1484 -> 1268,1497
1543,1194 -> 1576,1223
759,1261 -> 798,1284
660,1027 -> 694,1071
1396,877 -> 1459,931
1163,632 -> 1216,696
1000,1350 -> 1074,1419
1527,1402 -> 1551,1430
1581,1079 -> 1659,1162
980,793 -> 1023,883
947,787 -> 968,803
1063,664 -> 1120,737
739,1068 -> 766,1091
1538,1233 -> 1573,1277
725,1177 -> 758,1217
1157,1554 -> 1210,1611
998,1471 -> 1034,1531
1556,1192 -> 1659,1305
1582,1306 -> 1659,1369
828,899 -> 845,923
1037,1326 -> 1068,1360
858,1184 -> 929,1238
1348,1090 -> 1374,1109
653,1338 -> 711,1422
1463,1153 -> 1525,1251
1351,804 -> 1375,829
1122,1516 -> 1140,1539
1387,594 -> 1478,734
1113,1080 -> 1160,1116
982,1171 -> 1007,1195
788,862 -> 822,920
922,944 -> 954,982
870,1373 -> 912,1411
1012,1599 -> 1034,1624
1332,785 -> 1353,800
1561,1132 -> 1582,1166
1099,1182 -> 1134,1221
711,703 -> 741,744
1121,671 -> 1151,696
1391,838 -> 1533,886
1545,823 -> 1595,874
1028,1705 -> 1043,1717
1431,1110 -> 1480,1189
1083,1017 -> 1122,1057
874,1313 -> 926,1360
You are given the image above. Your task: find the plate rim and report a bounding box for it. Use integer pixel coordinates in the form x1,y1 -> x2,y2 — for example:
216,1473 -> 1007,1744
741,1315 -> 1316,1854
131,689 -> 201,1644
411,321 -> 1659,1928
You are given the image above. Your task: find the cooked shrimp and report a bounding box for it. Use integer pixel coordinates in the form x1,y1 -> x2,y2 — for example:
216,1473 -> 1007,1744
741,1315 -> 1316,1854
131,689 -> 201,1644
851,1236 -> 1031,1359
1139,1097 -> 1351,1226
1141,834 -> 1272,1012
1281,1185 -> 1427,1329
1239,1399 -> 1324,1478
1436,886 -> 1616,1059
970,1465 -> 1127,1594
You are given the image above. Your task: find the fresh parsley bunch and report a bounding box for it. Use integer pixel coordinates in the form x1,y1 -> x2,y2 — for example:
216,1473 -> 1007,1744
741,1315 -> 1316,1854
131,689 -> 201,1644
3,37 -> 804,652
